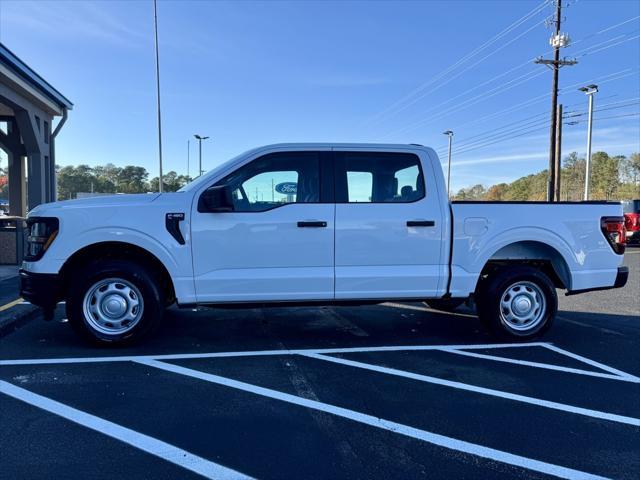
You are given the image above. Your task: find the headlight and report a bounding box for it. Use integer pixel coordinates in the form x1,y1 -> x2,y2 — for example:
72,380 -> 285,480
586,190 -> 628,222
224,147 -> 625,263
25,217 -> 59,261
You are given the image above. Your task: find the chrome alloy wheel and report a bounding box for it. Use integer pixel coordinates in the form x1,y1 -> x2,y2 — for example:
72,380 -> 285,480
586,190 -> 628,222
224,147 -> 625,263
82,278 -> 144,335
499,281 -> 546,332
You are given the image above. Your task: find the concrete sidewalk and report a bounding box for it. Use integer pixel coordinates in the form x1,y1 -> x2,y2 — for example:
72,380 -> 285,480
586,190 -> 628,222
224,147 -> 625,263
0,265 -> 37,335
0,265 -> 19,283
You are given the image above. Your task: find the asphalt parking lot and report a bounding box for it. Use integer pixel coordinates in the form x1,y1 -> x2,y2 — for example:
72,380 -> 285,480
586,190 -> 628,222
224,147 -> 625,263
1,250 -> 638,480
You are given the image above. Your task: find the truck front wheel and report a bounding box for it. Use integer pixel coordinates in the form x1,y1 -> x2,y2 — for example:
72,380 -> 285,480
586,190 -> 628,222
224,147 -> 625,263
476,266 -> 557,340
66,260 -> 164,345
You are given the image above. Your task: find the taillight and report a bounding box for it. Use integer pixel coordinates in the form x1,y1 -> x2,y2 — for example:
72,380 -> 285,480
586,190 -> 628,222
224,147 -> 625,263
600,216 -> 626,255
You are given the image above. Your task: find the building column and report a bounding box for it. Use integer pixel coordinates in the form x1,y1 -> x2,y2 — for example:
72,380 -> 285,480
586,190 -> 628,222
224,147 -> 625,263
7,150 -> 26,216
27,153 -> 45,210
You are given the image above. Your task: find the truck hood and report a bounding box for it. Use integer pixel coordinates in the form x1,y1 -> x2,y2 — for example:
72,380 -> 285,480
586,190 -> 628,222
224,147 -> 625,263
29,193 -> 162,217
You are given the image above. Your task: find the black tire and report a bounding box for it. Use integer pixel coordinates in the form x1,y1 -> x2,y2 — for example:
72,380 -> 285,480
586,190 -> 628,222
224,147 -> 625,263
475,266 -> 557,340
425,298 -> 465,312
66,259 -> 164,345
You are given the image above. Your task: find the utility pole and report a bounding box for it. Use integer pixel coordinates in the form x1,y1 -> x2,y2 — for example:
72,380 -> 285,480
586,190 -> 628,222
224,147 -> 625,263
535,0 -> 576,202
443,130 -> 454,198
153,0 -> 164,193
194,135 -> 209,177
187,140 -> 190,179
554,104 -> 563,202
580,84 -> 598,200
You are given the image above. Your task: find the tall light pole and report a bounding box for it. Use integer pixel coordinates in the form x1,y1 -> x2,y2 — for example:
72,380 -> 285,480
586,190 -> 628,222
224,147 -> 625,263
187,139 -> 190,179
194,135 -> 209,177
153,0 -> 164,192
580,84 -> 598,201
443,130 -> 454,198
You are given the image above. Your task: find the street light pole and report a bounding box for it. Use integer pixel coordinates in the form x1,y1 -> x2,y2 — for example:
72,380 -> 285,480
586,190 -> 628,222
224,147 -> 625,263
579,84 -> 598,201
152,0 -> 164,193
194,135 -> 210,177
443,130 -> 454,198
187,139 -> 190,179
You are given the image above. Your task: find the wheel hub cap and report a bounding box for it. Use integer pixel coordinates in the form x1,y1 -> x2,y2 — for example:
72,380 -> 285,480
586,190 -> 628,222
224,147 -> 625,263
82,278 -> 144,335
512,295 -> 532,316
499,281 -> 546,332
102,294 -> 128,318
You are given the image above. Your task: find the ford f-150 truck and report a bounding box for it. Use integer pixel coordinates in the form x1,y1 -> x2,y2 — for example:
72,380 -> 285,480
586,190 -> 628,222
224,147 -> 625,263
20,144 -> 629,344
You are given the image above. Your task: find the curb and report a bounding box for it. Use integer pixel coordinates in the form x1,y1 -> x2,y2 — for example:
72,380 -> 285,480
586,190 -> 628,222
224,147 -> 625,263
0,303 -> 39,337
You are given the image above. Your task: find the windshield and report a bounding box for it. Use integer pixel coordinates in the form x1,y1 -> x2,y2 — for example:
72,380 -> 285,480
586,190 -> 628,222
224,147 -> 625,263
177,151 -> 248,193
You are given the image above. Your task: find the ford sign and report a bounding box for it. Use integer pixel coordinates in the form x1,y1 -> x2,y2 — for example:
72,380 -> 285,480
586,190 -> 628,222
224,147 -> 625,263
275,182 -> 297,195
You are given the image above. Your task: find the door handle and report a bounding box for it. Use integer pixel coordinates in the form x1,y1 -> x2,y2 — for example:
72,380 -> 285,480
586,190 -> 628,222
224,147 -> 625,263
297,221 -> 327,228
407,220 -> 435,227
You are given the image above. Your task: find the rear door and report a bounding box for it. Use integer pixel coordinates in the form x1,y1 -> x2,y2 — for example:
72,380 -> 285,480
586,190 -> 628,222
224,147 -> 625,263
333,149 -> 444,299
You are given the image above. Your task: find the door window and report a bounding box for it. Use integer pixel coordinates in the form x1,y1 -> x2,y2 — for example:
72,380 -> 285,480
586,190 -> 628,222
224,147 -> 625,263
336,152 -> 425,203
216,152 -> 321,212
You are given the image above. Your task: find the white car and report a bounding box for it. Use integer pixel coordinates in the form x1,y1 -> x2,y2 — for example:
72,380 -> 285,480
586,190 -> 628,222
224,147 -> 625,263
20,144 -> 628,344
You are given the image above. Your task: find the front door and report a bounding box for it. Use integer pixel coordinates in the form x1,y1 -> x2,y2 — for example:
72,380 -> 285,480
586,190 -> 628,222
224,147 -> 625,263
191,151 -> 334,302
333,149 -> 445,299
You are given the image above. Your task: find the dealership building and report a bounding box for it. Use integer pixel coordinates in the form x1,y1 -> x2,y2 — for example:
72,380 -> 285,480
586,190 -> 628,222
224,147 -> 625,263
0,43 -> 73,217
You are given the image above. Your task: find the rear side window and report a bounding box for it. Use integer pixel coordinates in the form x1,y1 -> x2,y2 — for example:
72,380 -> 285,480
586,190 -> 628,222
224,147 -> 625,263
215,152 -> 321,212
335,152 -> 425,203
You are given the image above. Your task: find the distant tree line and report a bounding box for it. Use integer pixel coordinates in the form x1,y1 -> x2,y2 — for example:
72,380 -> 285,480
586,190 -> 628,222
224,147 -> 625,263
56,163 -> 192,200
453,151 -> 640,201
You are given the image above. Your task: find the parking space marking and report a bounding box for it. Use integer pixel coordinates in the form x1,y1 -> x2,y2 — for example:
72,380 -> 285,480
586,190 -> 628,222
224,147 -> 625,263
542,344 -> 640,382
0,342 -> 550,366
301,353 -> 640,426
439,348 -> 638,383
0,298 -> 23,312
0,380 -> 253,480
136,359 -> 609,480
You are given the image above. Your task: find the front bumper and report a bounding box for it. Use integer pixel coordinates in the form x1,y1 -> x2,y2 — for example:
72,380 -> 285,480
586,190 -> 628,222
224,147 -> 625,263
19,269 -> 63,309
566,266 -> 629,296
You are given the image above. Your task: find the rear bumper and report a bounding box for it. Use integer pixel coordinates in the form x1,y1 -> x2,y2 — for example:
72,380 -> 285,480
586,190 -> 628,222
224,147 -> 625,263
566,266 -> 629,296
19,269 -> 62,309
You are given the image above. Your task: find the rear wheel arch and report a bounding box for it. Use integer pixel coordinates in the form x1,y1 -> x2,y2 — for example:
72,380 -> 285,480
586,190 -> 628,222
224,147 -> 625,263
59,241 -> 176,305
479,240 -> 571,291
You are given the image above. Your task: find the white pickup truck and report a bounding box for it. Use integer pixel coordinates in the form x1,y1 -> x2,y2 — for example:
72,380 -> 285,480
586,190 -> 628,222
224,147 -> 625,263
20,144 -> 628,344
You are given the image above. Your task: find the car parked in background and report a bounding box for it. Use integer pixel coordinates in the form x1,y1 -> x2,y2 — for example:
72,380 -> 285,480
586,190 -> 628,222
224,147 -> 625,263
623,199 -> 640,244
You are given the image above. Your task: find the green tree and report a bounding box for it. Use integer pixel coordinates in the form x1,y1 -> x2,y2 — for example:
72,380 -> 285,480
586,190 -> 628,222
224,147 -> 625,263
590,152 -> 620,200
57,165 -> 95,200
149,171 -> 191,192
561,152 -> 585,201
485,183 -> 510,200
117,166 -> 149,194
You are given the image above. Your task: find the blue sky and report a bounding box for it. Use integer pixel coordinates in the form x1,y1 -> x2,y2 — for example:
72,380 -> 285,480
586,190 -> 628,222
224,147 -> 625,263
0,0 -> 638,191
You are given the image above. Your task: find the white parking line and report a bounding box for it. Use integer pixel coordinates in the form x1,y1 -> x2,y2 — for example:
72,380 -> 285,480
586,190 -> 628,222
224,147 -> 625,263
0,380 -> 253,480
301,353 -> 640,427
136,359 -> 609,480
439,348 -> 638,383
0,342 -> 550,366
542,344 -> 640,382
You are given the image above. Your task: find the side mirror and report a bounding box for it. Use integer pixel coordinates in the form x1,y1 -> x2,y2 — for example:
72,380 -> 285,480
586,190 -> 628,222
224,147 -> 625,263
198,185 -> 235,213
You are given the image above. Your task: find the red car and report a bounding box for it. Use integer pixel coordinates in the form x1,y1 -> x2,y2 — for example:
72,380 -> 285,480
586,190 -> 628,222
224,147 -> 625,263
623,199 -> 640,244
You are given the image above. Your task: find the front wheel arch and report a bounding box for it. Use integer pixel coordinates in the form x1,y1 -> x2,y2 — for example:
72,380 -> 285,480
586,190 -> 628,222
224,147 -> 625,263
59,241 -> 176,306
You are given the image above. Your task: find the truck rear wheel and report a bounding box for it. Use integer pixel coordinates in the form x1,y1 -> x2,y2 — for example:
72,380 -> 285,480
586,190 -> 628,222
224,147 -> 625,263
66,260 -> 164,345
476,266 -> 556,340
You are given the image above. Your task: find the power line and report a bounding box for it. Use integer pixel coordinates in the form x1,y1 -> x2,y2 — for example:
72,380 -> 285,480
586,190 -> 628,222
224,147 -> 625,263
435,68 -> 634,138
377,18 -> 547,123
362,1 -> 550,126
440,97 -> 640,154
444,110 -> 639,158
381,69 -> 547,139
